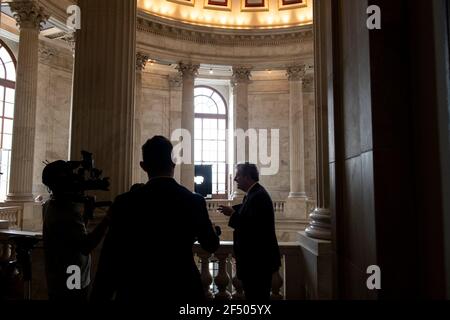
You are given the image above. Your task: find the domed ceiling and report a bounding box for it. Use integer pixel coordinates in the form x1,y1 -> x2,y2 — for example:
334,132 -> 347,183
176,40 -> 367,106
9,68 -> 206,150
138,0 -> 313,29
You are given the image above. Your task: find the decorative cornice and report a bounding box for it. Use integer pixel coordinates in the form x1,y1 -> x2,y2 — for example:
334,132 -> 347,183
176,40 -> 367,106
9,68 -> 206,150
136,52 -> 150,71
232,67 -> 252,85
176,62 -> 199,78
286,64 -> 307,81
137,16 -> 313,47
9,0 -> 49,30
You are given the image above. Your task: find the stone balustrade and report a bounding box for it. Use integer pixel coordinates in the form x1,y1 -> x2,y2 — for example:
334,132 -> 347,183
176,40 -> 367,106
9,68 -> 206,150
0,206 -> 23,230
205,199 -> 286,215
193,241 -> 305,300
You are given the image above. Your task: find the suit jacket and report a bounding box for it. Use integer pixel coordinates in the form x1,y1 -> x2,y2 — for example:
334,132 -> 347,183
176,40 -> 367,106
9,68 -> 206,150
229,183 -> 281,279
91,178 -> 219,302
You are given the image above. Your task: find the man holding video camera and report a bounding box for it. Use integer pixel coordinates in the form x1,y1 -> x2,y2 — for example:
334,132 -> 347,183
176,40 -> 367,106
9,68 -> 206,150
91,136 -> 220,302
42,159 -> 111,301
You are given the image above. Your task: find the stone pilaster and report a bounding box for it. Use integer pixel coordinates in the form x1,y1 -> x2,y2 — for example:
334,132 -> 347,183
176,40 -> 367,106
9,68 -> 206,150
133,52 -> 150,184
176,62 -> 199,191
71,0 -> 136,200
7,0 -> 48,202
231,66 -> 252,200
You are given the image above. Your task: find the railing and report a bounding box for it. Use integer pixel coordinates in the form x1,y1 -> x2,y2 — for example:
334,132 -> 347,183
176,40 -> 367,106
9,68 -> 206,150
0,206 -> 23,230
193,241 -> 304,300
206,199 -> 286,215
0,207 -> 23,267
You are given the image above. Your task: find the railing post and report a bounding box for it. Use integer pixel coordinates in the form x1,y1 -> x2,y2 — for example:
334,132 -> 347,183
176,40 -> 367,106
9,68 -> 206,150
231,256 -> 245,300
198,252 -> 214,300
214,252 -> 231,300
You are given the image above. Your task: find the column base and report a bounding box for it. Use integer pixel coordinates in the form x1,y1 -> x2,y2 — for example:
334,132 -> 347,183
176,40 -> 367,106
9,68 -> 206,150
305,208 -> 332,241
5,194 -> 35,203
288,192 -> 308,199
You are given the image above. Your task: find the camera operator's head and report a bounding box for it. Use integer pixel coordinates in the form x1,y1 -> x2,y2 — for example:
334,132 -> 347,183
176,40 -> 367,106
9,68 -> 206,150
42,160 -> 80,196
141,136 -> 175,179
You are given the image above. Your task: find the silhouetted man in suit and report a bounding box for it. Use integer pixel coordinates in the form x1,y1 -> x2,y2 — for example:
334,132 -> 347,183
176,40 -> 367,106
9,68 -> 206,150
91,136 -> 220,301
218,163 -> 281,301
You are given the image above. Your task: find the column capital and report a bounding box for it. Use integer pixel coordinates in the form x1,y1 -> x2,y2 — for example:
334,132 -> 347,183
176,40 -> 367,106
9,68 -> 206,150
136,52 -> 150,71
286,64 -> 307,81
9,0 -> 49,30
176,62 -> 199,78
231,66 -> 252,85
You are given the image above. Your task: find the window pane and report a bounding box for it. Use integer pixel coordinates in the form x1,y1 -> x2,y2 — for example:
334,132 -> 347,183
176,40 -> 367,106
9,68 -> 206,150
5,62 -> 15,82
218,119 -> 226,130
0,66 -> 4,79
3,119 -> 13,134
194,141 -> 202,162
0,47 -> 12,63
204,119 -> 217,130
2,133 -> 12,150
218,183 -> 226,193
0,86 -> 4,101
0,103 -> 3,117
194,118 -> 202,139
194,87 -> 212,97
4,103 -> 13,118
5,88 -> 14,104
218,163 -> 226,174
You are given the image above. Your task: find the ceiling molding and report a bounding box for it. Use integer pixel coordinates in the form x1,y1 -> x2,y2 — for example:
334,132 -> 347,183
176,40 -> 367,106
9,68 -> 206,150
137,13 -> 313,47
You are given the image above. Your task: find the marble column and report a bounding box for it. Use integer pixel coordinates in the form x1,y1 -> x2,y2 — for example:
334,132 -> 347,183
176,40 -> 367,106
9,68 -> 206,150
133,52 -> 149,184
305,0 -> 332,240
287,65 -> 308,200
176,63 -> 199,192
7,0 -> 48,202
71,0 -> 136,200
284,65 -> 310,220
231,66 -> 252,200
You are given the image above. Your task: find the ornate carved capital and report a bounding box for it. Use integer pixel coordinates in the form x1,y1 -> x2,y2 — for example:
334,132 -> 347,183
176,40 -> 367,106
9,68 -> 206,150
9,0 -> 49,30
176,63 -> 199,78
231,67 -> 252,85
286,65 -> 307,81
136,52 -> 150,71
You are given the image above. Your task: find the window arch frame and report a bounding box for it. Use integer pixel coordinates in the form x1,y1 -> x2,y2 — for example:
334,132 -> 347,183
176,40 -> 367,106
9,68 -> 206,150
194,85 -> 229,199
0,39 -> 16,89
0,39 -> 16,202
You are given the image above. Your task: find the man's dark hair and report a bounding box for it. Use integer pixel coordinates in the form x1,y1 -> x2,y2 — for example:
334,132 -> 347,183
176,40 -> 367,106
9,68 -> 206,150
236,163 -> 259,182
142,136 -> 175,175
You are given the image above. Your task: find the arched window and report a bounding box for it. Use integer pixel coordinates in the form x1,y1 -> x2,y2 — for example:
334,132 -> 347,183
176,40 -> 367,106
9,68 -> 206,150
0,40 -> 16,202
194,86 -> 227,197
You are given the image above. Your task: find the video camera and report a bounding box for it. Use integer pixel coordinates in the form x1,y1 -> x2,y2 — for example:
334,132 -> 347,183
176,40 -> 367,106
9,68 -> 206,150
42,151 -> 112,223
